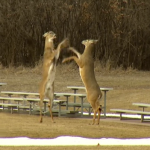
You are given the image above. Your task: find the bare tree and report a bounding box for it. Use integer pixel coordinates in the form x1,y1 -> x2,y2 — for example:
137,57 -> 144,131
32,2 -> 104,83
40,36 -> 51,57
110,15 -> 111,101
0,0 -> 150,70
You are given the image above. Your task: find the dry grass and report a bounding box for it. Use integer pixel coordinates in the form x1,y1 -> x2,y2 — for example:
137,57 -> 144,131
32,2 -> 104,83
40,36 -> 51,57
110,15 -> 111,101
1,63 -> 150,149
1,146 -> 150,150
1,113 -> 150,139
1,62 -> 150,111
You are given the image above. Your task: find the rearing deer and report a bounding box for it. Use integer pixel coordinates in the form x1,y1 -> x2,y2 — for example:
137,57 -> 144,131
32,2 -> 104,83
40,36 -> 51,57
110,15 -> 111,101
39,31 -> 69,123
63,39 -> 102,125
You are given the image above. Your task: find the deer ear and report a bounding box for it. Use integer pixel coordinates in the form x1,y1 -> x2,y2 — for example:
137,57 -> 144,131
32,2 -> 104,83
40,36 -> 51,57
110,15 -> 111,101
43,32 -> 48,38
81,40 -> 87,45
90,39 -> 98,44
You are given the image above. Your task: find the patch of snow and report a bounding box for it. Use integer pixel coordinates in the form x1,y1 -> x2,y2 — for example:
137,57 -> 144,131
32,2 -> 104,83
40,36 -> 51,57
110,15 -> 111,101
0,136 -> 150,146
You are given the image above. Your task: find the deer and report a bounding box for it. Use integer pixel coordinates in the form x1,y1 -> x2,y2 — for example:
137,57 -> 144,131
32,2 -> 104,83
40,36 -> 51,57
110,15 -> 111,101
39,31 -> 69,123
62,39 -> 102,125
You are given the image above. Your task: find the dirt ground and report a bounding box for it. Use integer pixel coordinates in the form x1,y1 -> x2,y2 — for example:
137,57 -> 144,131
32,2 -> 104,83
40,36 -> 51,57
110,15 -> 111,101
0,63 -> 150,149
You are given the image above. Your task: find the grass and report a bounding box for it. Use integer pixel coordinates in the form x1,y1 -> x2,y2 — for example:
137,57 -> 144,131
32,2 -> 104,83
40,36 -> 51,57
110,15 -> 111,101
1,62 -> 150,111
1,113 -> 150,139
1,146 -> 150,150
0,62 -> 150,150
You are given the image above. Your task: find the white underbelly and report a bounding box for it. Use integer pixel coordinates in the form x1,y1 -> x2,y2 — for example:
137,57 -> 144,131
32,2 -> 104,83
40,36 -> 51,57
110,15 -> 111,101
79,68 -> 87,93
45,64 -> 56,91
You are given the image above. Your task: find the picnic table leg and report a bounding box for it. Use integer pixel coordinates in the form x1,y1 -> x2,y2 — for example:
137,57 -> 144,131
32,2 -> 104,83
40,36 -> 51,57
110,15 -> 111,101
44,102 -> 46,113
65,96 -> 70,110
103,90 -> 107,118
73,89 -> 78,111
80,97 -> 83,117
89,107 -> 91,116
141,115 -> 144,122
58,102 -> 61,117
11,107 -> 13,114
120,113 -> 122,120
2,99 -> 4,110
17,101 -> 19,112
29,102 -> 32,115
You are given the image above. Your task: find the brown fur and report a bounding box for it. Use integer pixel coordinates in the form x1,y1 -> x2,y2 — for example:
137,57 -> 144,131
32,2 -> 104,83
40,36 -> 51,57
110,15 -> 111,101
39,31 -> 69,123
63,39 -> 102,125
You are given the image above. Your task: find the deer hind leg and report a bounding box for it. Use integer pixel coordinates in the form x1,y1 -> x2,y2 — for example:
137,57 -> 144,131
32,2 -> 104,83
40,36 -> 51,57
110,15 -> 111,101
39,79 -> 47,123
39,93 -> 44,123
46,83 -> 55,123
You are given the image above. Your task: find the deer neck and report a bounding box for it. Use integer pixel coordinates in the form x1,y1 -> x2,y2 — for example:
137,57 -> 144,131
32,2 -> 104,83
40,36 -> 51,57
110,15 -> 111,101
83,44 -> 94,58
44,38 -> 54,51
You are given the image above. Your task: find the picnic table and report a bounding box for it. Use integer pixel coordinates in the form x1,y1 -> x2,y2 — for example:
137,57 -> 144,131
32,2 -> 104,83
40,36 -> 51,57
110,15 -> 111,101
0,91 -> 82,116
0,87 -> 112,118
132,103 -> 150,112
67,86 -> 113,118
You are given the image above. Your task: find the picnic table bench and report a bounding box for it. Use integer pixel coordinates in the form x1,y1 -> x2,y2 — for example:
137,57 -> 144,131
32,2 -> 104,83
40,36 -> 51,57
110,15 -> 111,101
0,91 -> 40,98
0,103 -> 20,114
0,94 -> 67,116
110,108 -> 150,122
2,89 -> 113,117
0,91 -> 90,117
67,86 -> 113,118
0,96 -> 27,113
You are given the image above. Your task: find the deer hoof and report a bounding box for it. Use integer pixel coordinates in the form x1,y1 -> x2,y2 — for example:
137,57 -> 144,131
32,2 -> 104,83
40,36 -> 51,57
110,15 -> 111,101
89,122 -> 94,125
39,119 -> 43,123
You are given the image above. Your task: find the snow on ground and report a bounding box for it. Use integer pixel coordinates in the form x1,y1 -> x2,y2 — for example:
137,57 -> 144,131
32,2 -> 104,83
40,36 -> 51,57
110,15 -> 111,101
0,136 -> 150,146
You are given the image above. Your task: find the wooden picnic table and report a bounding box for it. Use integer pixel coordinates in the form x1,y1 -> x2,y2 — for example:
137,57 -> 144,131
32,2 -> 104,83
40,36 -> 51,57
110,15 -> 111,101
67,86 -> 113,118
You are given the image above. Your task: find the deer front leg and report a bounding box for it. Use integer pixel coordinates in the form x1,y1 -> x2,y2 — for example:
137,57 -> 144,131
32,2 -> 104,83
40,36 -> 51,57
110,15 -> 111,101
92,110 -> 97,125
62,56 -> 83,68
95,99 -> 101,125
55,38 -> 70,59
96,107 -> 101,125
69,47 -> 81,58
